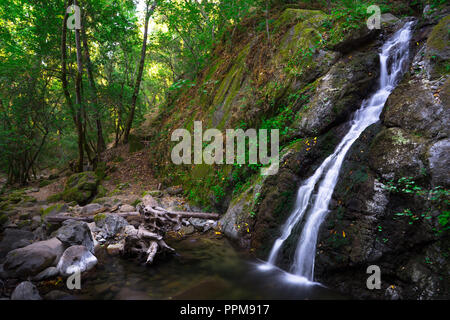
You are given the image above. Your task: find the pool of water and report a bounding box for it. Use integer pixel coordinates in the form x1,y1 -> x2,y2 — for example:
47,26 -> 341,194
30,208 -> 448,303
66,234 -> 347,300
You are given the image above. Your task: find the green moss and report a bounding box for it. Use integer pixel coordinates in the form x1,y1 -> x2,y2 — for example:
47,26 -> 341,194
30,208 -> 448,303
39,180 -> 52,188
17,219 -> 31,228
96,185 -> 107,199
95,162 -> 107,181
47,193 -> 62,203
142,190 -> 163,198
427,15 -> 450,52
94,213 -> 107,223
40,203 -> 64,219
0,213 -> 8,226
426,15 -> 450,78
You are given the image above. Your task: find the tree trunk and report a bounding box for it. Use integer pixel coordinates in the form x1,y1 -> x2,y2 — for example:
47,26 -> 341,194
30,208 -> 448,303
123,0 -> 157,144
81,19 -> 106,158
73,0 -> 85,173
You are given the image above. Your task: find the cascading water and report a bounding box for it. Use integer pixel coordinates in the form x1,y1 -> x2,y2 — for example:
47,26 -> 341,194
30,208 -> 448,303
260,21 -> 415,283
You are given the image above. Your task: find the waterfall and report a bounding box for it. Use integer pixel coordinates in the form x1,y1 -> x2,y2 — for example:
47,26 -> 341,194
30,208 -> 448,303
259,21 -> 414,282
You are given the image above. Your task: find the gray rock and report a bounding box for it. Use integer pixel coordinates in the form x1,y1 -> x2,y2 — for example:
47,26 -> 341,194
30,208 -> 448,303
11,281 -> 42,300
3,238 -> 64,278
95,214 -> 128,238
380,13 -> 399,25
81,203 -> 103,215
32,266 -> 59,281
44,290 -> 73,300
428,139 -> 450,187
0,264 -> 7,279
55,219 -> 95,253
180,225 -> 195,235
57,245 -> 98,277
385,285 -> 402,300
188,218 -> 217,232
0,228 -> 35,259
106,242 -> 124,256
119,204 -> 135,212
166,185 -> 183,196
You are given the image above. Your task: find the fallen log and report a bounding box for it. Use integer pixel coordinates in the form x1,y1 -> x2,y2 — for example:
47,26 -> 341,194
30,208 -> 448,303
46,211 -> 141,223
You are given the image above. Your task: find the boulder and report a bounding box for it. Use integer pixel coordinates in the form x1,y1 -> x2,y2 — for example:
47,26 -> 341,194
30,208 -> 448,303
3,238 -> 64,278
166,185 -> 183,196
106,242 -> 124,256
95,214 -> 128,238
55,219 -> 95,253
119,204 -> 135,212
189,218 -> 216,232
32,266 -> 59,281
60,171 -> 99,205
81,203 -> 103,215
57,245 -> 98,277
44,290 -> 73,300
11,281 -> 42,300
0,229 -> 35,259
368,127 -> 427,181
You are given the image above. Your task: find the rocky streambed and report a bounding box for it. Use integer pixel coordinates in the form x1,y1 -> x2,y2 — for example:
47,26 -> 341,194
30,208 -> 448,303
0,187 -> 344,300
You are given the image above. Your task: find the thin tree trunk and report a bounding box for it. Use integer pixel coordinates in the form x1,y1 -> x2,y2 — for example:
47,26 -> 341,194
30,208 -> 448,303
265,0 -> 270,42
123,0 -> 157,144
81,18 -> 106,158
73,0 -> 85,172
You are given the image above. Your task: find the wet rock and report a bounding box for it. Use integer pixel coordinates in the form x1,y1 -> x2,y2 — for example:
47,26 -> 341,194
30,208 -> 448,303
0,228 -> 35,259
95,214 -> 128,239
11,281 -> 42,300
180,225 -> 195,235
368,127 -> 427,181
57,245 -> 98,277
106,242 -> 124,256
428,138 -> 450,187
55,219 -> 95,253
32,266 -> 59,281
385,285 -> 402,300
189,218 -> 217,232
3,238 -> 64,278
294,51 -> 380,136
382,76 -> 449,139
44,290 -> 73,300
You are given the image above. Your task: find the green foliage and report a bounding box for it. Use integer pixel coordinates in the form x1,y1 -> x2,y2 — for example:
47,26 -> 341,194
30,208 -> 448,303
385,177 -> 449,232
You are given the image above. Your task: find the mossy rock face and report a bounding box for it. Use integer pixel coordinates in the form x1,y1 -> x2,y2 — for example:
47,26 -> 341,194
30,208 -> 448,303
382,75 -> 449,139
425,15 -> 450,79
61,171 -> 99,205
294,51 -> 380,136
368,127 -> 427,181
40,203 -> 67,221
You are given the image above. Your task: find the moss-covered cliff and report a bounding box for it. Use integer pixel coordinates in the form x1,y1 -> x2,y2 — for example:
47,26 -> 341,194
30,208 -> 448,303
133,6 -> 449,299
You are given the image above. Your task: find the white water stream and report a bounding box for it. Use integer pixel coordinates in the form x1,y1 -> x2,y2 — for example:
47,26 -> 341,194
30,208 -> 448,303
259,21 -> 414,283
